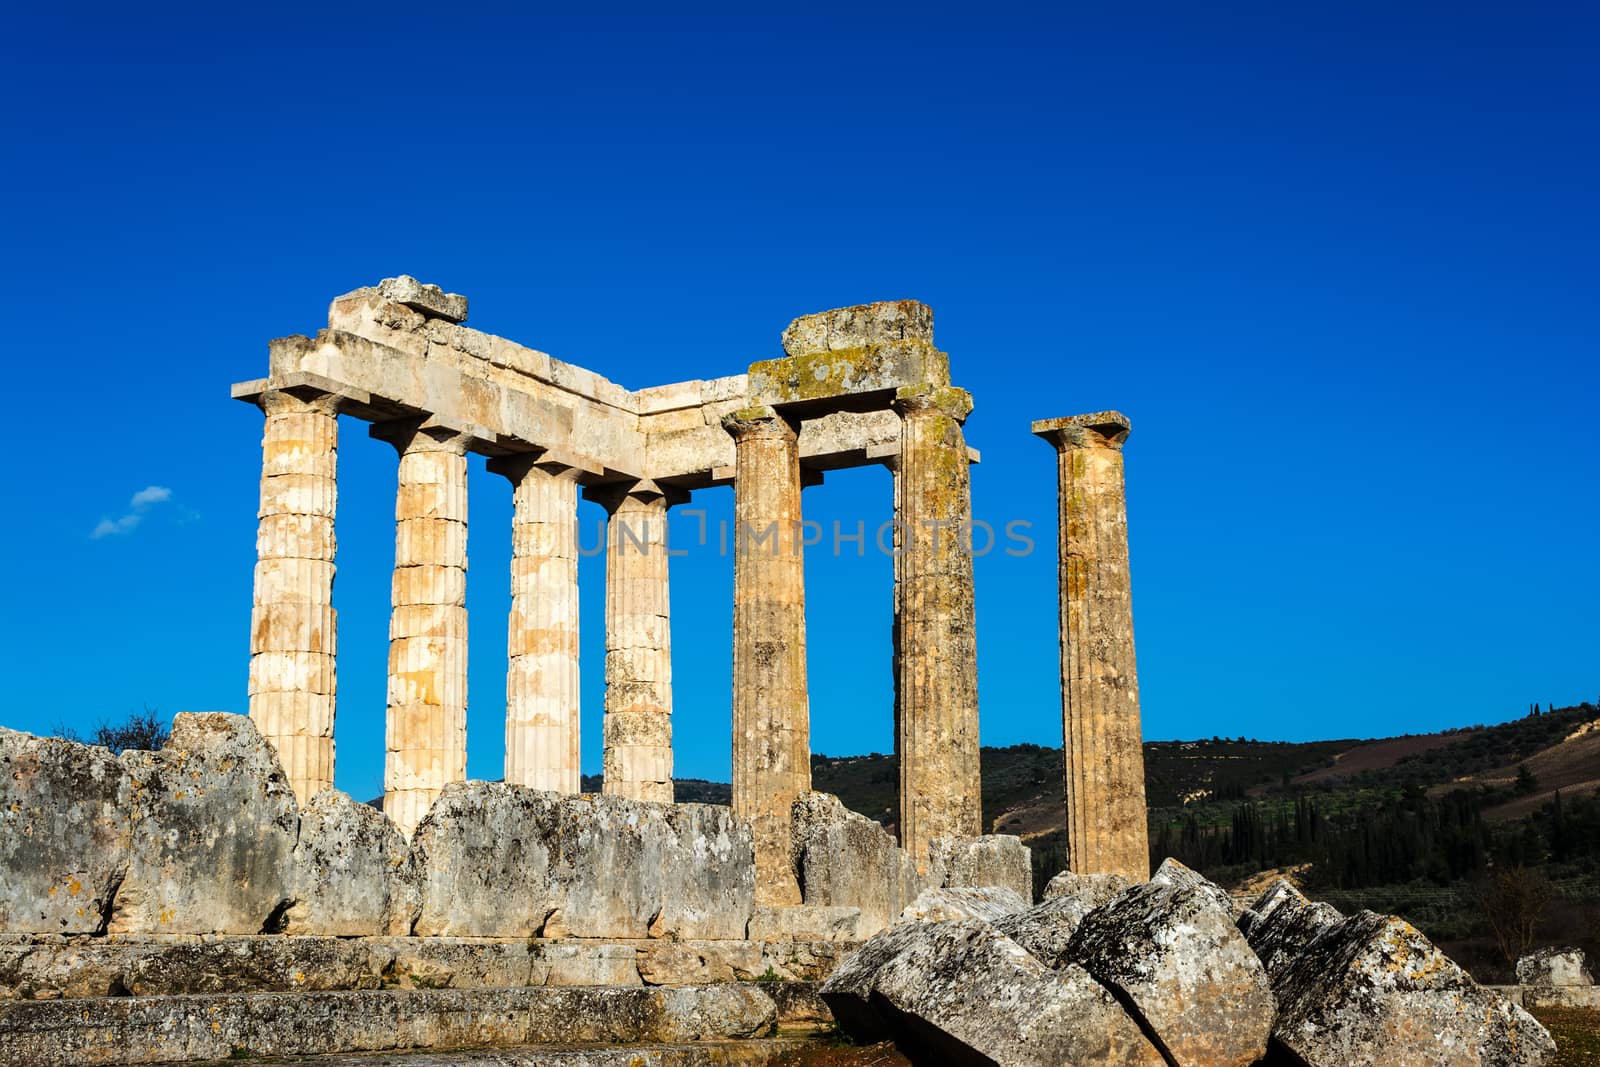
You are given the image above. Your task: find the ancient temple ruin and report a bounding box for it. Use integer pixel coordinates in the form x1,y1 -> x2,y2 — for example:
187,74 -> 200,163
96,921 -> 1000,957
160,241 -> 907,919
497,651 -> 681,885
232,277 -> 987,895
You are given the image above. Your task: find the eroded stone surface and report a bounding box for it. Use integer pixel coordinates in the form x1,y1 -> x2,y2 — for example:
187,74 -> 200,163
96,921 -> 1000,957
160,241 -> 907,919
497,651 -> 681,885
928,834 -> 1032,903
111,713 -> 298,936
746,905 -> 860,943
1271,910 -> 1555,1067
377,275 -> 468,323
899,886 -> 1029,925
1237,879 -> 1345,982
410,782 -> 558,938
287,789 -> 417,936
1066,872 -> 1274,1067
821,918 -> 1164,1066
790,793 -> 929,937
1518,946 -> 1595,987
0,730 -> 128,935
1042,868 -> 1132,904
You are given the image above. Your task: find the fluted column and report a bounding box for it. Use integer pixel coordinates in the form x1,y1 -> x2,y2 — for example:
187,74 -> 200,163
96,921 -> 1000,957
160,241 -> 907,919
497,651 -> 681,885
489,454 -> 581,793
893,384 -> 983,867
377,421 -> 470,838
1033,411 -> 1148,880
724,406 -> 810,905
249,388 -> 340,806
586,482 -> 678,803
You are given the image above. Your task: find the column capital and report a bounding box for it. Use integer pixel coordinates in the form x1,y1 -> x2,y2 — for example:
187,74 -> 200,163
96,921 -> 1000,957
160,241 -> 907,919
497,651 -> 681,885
485,450 -> 585,484
369,416 -> 472,456
1032,410 -> 1131,451
893,384 -> 973,422
721,405 -> 799,443
257,387 -> 344,419
582,478 -> 690,513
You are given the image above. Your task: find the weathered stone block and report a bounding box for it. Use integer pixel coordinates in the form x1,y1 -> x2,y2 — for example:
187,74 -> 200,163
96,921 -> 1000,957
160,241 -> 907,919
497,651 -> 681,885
1237,879 -> 1345,982
409,781 -> 559,938
779,301 -> 934,357
110,713 -> 298,936
1518,946 -> 1595,987
287,789 -> 417,936
377,275 -> 468,324
544,793 -> 663,939
0,730 -> 128,935
992,893 -> 1103,967
791,793 -> 929,937
1271,910 -> 1555,1067
820,917 -> 1164,1066
929,834 -> 1032,902
1149,855 -> 1233,912
536,942 -> 642,987
120,937 -> 385,996
652,803 -> 755,941
899,886 -> 1029,924
1066,869 -> 1274,1067
1041,868 -> 1132,904
375,938 -> 542,990
747,905 -> 861,943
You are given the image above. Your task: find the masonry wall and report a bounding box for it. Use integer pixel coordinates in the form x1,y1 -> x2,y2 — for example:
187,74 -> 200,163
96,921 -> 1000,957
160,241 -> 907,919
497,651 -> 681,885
0,713 -> 1029,999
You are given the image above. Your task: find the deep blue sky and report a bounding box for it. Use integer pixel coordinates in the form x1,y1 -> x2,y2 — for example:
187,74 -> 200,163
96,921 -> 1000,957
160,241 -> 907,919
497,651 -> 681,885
3,7 -> 1595,802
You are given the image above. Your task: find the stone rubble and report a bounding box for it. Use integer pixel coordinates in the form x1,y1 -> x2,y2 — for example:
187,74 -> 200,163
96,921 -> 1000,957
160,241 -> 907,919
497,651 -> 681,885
824,863 -> 1555,1067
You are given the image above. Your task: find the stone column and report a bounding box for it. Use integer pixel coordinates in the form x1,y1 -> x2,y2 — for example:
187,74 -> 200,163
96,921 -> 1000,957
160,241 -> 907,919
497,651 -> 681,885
377,421 -> 470,838
893,385 -> 983,867
724,406 -> 810,905
489,454 -> 581,794
249,388 -> 340,806
586,482 -> 678,803
1032,411 -> 1148,881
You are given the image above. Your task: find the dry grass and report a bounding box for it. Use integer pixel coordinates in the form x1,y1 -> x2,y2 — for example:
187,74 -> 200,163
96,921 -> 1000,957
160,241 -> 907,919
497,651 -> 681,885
1533,1007 -> 1600,1067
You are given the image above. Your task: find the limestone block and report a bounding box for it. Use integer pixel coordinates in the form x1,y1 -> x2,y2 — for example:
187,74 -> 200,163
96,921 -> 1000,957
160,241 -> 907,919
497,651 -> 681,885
1237,879 -> 1345,982
544,793 -> 665,939
750,333 -> 950,407
652,803 -> 756,941
820,917 -> 1164,1066
1518,946 -> 1595,987
537,942 -> 641,986
376,938 -> 543,990
1149,856 -> 1234,912
1042,868 -> 1132,905
1065,875 -> 1274,1067
993,893 -> 1103,967
286,789 -> 417,936
0,939 -> 146,1000
747,905 -> 861,943
928,834 -> 1032,902
409,782 -> 559,938
791,793 -> 930,937
110,713 -> 298,936
1270,910 -> 1555,1067
758,940 -> 858,983
779,300 -> 934,357
120,938 -> 385,996
637,942 -> 738,985
900,886 -> 1029,925
0,729 -> 128,935
377,275 -> 468,323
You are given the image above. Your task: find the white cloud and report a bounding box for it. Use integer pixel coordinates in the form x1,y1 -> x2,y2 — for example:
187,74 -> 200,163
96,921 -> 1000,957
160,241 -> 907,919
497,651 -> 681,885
91,485 -> 175,540
130,485 -> 172,507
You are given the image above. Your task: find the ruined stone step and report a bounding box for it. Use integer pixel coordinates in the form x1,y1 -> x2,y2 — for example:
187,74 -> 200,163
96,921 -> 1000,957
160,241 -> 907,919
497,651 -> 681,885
0,984 -> 787,1067
0,935 -> 855,1001
206,1038 -> 820,1066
